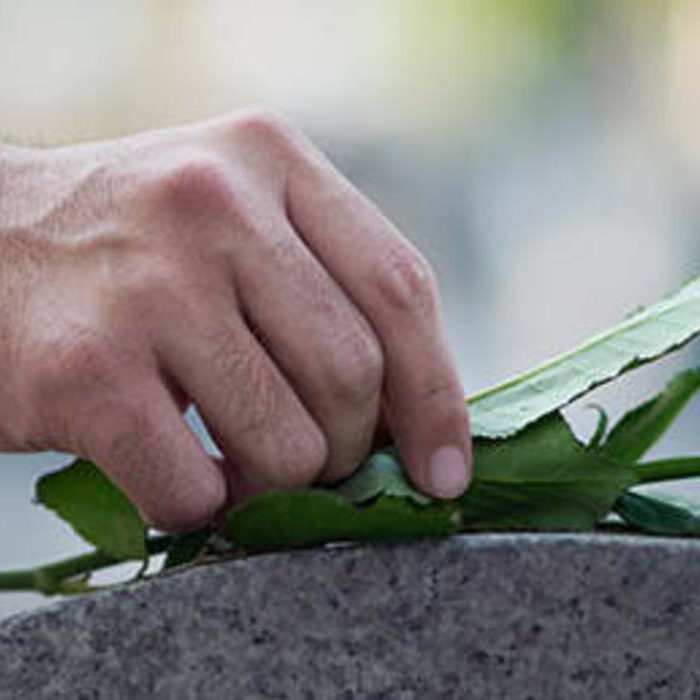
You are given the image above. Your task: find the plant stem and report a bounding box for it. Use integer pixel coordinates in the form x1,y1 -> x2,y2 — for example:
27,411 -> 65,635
0,535 -> 172,595
636,458 -> 700,484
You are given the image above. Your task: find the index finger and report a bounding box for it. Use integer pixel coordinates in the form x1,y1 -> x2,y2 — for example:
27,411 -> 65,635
284,143 -> 472,498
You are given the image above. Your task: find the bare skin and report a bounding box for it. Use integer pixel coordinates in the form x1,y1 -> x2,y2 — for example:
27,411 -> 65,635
0,111 -> 472,533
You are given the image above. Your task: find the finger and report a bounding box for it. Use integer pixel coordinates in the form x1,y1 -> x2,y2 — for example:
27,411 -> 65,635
82,374 -> 227,533
285,150 -> 472,498
156,292 -> 328,498
231,224 -> 383,483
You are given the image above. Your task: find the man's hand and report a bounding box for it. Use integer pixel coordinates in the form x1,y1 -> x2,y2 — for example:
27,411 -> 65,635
0,111 -> 472,532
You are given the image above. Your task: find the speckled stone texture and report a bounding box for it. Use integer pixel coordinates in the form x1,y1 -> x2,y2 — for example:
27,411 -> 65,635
1,534 -> 700,699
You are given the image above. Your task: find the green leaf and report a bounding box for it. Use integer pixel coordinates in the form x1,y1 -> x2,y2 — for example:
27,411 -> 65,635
613,491 -> 700,536
163,527 -> 211,570
335,447 -> 430,505
222,489 -> 459,550
635,457 -> 700,484
461,412 -> 637,531
36,459 -> 147,560
467,276 -> 700,438
601,368 -> 700,462
586,404 -> 609,450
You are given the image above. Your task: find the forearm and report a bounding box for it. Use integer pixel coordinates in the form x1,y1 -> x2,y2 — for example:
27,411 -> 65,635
0,141 -> 48,451
0,142 -> 11,207
0,142 -> 23,226
0,140 -> 12,162
0,140 -> 25,176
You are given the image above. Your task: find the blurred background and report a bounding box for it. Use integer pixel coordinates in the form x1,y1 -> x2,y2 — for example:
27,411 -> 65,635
2,0 -> 700,619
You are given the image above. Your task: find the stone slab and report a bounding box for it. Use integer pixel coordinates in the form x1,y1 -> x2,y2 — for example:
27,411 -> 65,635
1,533 -> 700,698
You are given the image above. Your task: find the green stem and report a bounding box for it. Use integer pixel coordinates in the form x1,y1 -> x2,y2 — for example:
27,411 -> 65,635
0,535 -> 172,595
636,457 -> 700,484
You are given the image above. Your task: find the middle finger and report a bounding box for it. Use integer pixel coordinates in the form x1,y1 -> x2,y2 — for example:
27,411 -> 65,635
232,219 -> 384,482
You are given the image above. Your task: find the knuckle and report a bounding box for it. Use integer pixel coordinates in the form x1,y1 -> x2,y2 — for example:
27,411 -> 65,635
328,326 -> 384,404
32,329 -> 122,400
231,108 -> 295,147
149,155 -> 237,217
67,383 -> 139,458
373,244 -> 438,315
17,324 -> 134,452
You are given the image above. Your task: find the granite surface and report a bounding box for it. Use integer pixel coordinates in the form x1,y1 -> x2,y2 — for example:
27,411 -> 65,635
1,533 -> 700,699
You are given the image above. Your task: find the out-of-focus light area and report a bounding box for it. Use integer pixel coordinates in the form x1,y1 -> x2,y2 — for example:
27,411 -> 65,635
2,0 -> 700,619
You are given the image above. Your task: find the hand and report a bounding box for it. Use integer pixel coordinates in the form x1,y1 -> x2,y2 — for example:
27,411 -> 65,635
0,111 -> 472,532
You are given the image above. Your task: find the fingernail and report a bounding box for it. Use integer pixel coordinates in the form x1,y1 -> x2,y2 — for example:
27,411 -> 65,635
428,446 -> 470,498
